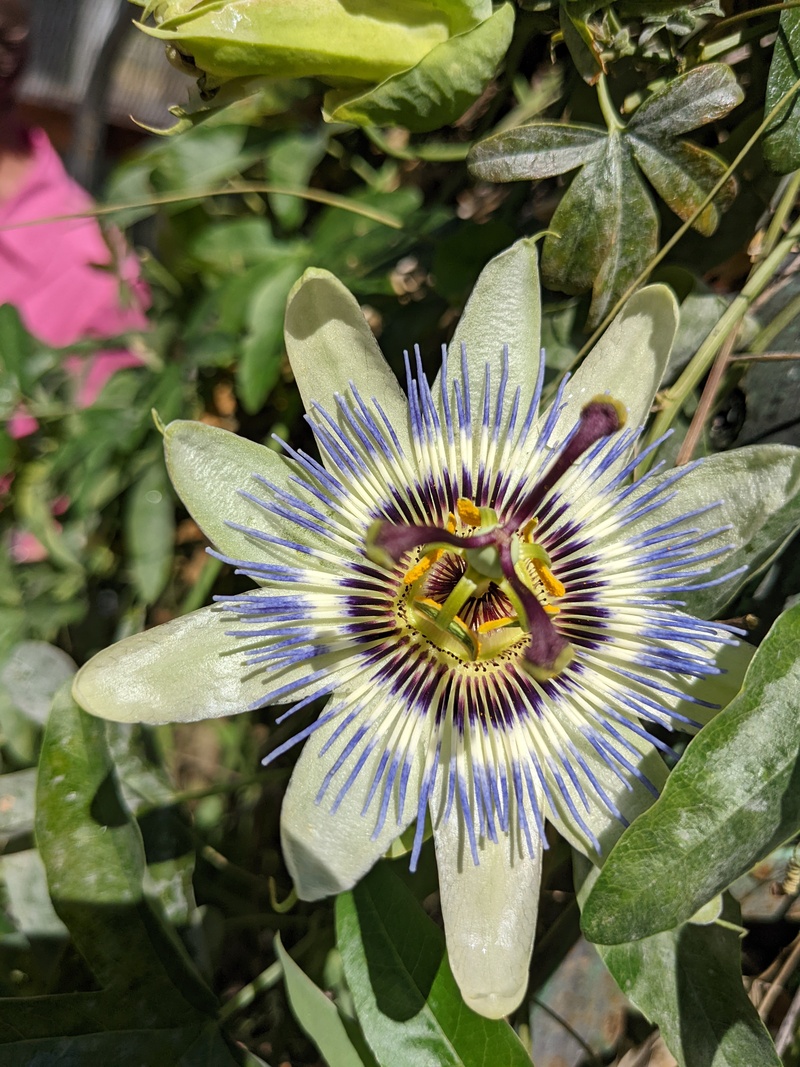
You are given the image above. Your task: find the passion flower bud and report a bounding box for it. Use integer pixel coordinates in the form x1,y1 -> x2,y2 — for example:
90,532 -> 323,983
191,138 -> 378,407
136,0 -> 515,132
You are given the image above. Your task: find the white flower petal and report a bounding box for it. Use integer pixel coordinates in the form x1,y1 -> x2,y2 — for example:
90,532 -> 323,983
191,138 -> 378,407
284,268 -> 412,457
559,284 -> 678,435
546,721 -> 669,863
432,772 -> 543,1019
165,420 -> 304,562
441,237 -> 543,421
72,601 -> 336,724
281,702 -> 432,901
652,624 -> 753,728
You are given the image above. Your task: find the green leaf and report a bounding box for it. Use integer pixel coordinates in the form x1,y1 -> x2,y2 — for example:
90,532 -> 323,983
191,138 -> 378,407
467,122 -> 606,180
0,769 -> 37,837
629,136 -> 736,236
188,217 -> 277,274
542,135 -> 658,328
559,3 -> 603,84
324,4 -> 515,132
627,64 -> 743,140
266,130 -> 328,230
0,641 -> 76,724
275,934 -> 367,1067
125,459 -> 176,604
597,894 -> 781,1067
237,259 -> 304,413
582,603 -> 800,944
1,849 -> 68,938
629,444 -> 800,619
335,862 -> 531,1067
764,7 -> 800,174
0,1010 -> 244,1066
0,304 -> 32,390
35,685 -> 217,1019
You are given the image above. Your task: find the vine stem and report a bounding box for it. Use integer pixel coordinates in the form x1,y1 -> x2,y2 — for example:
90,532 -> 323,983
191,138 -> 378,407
673,328 -> 739,466
672,167 -> 800,463
596,74 -> 624,132
644,210 -> 800,456
704,1 -> 800,39
566,73 -> 800,384
0,182 -> 404,232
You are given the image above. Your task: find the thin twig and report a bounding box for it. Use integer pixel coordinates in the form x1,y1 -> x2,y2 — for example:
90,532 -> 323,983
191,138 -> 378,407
531,998 -> 604,1065
703,1 -> 800,40
0,182 -> 404,232
756,932 -> 800,1021
775,982 -> 800,1054
729,351 -> 800,361
674,328 -> 739,465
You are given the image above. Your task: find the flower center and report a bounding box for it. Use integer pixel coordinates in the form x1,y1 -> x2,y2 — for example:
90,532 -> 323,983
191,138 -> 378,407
366,395 -> 628,681
406,498 -> 570,672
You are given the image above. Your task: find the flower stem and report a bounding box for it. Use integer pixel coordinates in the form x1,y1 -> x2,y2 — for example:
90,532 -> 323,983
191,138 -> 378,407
596,74 -> 624,132
562,73 -> 800,391
644,210 -> 800,457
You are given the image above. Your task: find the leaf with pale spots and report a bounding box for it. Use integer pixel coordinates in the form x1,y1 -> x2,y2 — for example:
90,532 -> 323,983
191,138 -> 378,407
468,63 -> 741,325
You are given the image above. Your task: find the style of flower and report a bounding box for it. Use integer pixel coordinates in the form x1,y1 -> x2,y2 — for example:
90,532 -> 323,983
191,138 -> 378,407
73,242 -> 753,1019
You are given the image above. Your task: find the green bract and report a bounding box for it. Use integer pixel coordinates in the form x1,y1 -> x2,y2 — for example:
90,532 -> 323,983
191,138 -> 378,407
136,0 -> 515,132
73,243 -> 775,1019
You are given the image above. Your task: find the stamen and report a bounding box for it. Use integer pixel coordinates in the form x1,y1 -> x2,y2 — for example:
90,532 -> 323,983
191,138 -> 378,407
533,559 -> 566,599
403,556 -> 433,584
522,518 -> 539,540
498,540 -> 574,680
456,498 -> 482,526
477,616 -> 516,634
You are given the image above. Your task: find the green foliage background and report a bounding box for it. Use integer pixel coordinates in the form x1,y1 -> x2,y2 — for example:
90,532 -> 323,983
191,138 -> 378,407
3,1 -> 800,1064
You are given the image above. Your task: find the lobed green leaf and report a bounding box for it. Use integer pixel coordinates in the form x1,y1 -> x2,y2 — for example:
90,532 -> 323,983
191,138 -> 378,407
468,122 -> 606,181
124,459 -> 175,604
542,136 -> 658,328
629,136 -> 736,236
627,64 -> 743,140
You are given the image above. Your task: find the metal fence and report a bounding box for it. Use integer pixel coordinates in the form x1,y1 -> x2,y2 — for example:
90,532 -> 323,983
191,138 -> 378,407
19,0 -> 188,130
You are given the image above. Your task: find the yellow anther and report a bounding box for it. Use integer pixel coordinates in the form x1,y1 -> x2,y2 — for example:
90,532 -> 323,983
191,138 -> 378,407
522,517 -> 539,541
456,498 -> 482,526
403,556 -> 432,584
533,559 -> 566,599
446,514 -> 456,533
403,547 -> 446,585
544,604 -> 560,615
477,616 -> 516,634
